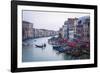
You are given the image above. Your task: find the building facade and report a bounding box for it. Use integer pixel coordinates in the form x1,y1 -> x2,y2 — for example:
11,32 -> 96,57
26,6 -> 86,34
33,28 -> 58,38
59,16 -> 90,42
22,21 -> 34,40
63,18 -> 78,39
76,16 -> 90,42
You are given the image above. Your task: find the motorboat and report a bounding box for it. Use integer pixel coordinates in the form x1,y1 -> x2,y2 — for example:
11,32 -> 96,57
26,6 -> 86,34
52,44 -> 61,49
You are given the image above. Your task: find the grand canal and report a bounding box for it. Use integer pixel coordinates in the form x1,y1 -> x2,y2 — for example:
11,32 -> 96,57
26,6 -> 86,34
22,36 -> 76,62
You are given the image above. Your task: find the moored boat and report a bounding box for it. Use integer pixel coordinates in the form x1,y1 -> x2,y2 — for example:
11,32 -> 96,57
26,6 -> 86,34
52,44 -> 62,49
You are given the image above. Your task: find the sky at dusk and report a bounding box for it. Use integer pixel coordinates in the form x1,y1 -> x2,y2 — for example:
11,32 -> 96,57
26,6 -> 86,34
22,10 -> 89,31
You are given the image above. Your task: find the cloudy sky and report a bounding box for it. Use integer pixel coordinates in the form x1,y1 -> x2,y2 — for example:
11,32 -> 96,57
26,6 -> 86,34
22,10 -> 89,31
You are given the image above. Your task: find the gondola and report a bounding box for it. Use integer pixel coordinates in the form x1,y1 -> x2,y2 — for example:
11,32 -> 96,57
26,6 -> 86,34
35,45 -> 44,48
35,44 -> 46,48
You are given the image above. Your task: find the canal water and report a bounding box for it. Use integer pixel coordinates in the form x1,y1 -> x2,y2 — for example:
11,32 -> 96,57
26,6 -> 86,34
22,36 -> 76,62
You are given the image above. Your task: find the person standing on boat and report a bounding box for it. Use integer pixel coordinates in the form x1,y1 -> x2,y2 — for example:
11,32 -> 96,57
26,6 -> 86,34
44,43 -> 46,47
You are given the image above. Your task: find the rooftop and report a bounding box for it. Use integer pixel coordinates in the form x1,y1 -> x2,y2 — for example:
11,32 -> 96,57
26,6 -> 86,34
22,21 -> 33,24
